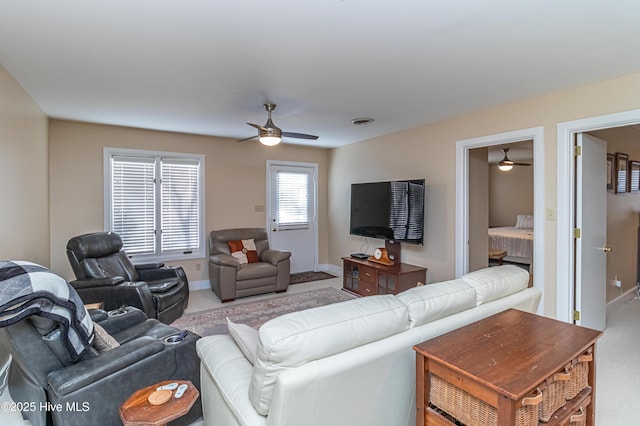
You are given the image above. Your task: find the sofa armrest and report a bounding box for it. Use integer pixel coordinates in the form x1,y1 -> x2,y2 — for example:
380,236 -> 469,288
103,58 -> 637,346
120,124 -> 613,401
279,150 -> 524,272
197,335 -> 265,425
47,336 -> 165,397
69,276 -> 125,289
210,253 -> 241,269
261,249 -> 291,265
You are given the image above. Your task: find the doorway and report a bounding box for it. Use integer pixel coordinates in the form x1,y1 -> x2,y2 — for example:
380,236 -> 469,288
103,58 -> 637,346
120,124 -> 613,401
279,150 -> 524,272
456,127 -> 545,314
266,160 -> 318,273
557,109 -> 640,325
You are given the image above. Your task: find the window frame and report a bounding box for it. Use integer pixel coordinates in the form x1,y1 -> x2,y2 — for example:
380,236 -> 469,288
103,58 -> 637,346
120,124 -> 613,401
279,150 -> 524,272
104,147 -> 206,262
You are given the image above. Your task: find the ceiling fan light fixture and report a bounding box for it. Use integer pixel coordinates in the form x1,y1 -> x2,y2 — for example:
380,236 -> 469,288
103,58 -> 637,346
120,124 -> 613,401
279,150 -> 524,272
498,163 -> 513,172
259,135 -> 281,146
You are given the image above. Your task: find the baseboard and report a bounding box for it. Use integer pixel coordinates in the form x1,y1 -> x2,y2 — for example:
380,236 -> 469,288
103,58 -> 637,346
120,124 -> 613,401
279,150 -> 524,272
319,263 -> 343,277
606,286 -> 638,316
189,279 -> 210,292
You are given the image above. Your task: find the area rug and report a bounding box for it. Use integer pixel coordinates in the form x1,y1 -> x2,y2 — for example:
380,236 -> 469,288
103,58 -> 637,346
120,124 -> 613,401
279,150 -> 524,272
289,270 -> 337,285
171,287 -> 355,337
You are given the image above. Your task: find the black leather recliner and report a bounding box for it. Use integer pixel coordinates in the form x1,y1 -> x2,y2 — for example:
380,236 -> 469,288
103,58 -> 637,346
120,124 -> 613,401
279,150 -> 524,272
66,232 -> 189,324
0,299 -> 201,426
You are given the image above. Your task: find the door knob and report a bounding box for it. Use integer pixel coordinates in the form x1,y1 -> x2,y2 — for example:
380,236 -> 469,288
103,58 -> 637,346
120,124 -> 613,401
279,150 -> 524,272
602,246 -> 612,252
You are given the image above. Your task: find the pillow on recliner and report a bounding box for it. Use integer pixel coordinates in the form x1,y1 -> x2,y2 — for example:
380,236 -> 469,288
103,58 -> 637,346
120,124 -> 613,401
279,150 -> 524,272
92,323 -> 120,352
228,239 -> 259,264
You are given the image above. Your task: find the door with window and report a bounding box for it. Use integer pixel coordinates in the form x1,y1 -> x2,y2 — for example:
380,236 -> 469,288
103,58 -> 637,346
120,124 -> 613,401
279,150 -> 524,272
267,161 -> 317,273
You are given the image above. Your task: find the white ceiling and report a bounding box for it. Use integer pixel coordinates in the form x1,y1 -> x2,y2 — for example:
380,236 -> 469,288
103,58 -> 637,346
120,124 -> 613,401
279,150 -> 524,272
2,1 -> 640,148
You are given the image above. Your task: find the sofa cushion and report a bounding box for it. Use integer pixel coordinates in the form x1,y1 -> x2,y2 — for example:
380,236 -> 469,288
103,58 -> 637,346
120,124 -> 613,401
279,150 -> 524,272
228,239 -> 259,264
226,318 -> 258,365
396,279 -> 476,327
461,265 -> 529,306
248,294 -> 409,415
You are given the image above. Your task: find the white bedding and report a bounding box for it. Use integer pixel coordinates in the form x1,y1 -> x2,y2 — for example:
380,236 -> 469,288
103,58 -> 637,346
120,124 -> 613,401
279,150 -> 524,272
488,227 -> 533,264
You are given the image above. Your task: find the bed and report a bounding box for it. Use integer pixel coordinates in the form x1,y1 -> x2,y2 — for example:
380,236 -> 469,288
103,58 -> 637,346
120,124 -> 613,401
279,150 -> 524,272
488,214 -> 533,265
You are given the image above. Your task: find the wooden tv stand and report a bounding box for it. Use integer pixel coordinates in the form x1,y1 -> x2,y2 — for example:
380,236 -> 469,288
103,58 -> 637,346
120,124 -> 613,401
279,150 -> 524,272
342,256 -> 427,297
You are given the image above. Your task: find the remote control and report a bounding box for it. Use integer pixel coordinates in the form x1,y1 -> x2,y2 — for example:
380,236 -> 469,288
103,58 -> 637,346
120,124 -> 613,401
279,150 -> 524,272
157,382 -> 178,391
174,384 -> 188,399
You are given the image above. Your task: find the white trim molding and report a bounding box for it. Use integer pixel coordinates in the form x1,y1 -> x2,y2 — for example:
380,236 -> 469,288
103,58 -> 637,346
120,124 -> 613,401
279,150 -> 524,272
456,127 -> 545,315
556,109 -> 640,323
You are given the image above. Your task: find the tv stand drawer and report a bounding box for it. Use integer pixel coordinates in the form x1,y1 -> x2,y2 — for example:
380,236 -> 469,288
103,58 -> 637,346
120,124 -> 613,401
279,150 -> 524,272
342,257 -> 427,297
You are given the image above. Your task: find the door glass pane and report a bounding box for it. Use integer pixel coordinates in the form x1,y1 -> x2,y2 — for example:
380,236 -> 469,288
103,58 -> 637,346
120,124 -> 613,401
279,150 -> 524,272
276,171 -> 310,229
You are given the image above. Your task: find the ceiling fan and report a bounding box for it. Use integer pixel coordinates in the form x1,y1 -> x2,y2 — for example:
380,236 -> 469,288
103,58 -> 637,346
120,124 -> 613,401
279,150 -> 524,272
237,103 -> 319,146
498,148 -> 531,171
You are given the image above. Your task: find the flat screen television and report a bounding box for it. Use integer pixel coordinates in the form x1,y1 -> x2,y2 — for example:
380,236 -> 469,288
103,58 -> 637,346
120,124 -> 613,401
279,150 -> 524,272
350,179 -> 425,245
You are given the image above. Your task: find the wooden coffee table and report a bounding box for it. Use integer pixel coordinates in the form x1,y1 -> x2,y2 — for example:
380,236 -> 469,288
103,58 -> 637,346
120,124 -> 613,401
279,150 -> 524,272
120,380 -> 199,426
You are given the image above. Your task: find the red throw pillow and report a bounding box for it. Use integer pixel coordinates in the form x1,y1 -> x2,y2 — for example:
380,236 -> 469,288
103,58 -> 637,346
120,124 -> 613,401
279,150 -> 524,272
228,239 -> 259,264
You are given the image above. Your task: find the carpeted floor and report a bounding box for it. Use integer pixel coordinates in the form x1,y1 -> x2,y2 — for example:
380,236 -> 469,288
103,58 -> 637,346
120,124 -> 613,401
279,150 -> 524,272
171,287 -> 354,336
289,270 -> 336,285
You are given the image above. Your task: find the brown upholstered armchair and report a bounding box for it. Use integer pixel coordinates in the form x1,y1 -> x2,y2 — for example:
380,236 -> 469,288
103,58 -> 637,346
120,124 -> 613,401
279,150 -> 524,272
208,228 -> 291,302
66,232 -> 189,324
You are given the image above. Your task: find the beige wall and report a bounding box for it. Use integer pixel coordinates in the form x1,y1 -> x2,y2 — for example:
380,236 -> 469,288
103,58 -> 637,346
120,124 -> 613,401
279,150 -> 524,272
49,120 -> 331,282
0,66 -> 49,265
329,71 -> 640,317
589,127 -> 640,302
489,162 -> 534,227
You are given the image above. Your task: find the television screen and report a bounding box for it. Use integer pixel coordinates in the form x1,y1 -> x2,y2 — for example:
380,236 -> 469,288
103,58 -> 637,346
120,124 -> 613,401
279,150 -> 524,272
350,179 -> 425,245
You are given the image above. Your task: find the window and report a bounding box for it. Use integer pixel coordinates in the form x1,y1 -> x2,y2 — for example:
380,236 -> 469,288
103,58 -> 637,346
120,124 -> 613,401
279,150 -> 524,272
274,169 -> 311,230
104,148 -> 205,261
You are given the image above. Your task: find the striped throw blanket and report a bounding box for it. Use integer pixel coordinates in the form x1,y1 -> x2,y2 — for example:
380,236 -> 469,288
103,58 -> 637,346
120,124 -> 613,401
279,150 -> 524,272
0,260 -> 94,362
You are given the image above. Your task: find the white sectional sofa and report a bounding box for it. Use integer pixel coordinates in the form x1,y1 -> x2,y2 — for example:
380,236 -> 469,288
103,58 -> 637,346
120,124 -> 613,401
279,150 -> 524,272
196,265 -> 542,426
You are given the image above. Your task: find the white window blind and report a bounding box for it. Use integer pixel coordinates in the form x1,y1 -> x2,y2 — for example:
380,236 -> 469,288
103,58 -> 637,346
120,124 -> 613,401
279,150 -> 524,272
106,148 -> 205,261
161,158 -> 200,254
111,156 -> 156,254
276,171 -> 310,229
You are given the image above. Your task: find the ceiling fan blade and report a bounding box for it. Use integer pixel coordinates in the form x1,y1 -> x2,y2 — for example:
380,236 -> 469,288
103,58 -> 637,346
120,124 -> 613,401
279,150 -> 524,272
236,135 -> 257,143
247,122 -> 268,131
282,131 -> 319,140
512,162 -> 532,166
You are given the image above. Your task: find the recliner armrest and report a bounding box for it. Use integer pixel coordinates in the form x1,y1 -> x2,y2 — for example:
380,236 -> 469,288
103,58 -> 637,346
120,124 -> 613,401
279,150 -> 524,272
95,307 -> 148,335
210,253 -> 241,269
134,262 -> 165,270
136,265 -> 182,281
70,276 -> 125,289
261,249 -> 292,265
47,336 -> 165,397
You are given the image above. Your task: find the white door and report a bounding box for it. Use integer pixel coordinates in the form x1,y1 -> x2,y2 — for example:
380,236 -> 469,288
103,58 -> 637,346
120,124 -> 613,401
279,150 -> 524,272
267,162 -> 317,273
575,133 -> 607,330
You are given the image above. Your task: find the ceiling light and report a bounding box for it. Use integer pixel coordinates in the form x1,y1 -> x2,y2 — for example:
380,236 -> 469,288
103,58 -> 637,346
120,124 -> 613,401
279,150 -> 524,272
498,164 -> 513,172
259,135 -> 281,146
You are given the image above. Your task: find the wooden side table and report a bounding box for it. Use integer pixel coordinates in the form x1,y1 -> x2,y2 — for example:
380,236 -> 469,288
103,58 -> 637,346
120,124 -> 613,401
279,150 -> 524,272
414,309 -> 602,426
120,380 -> 199,426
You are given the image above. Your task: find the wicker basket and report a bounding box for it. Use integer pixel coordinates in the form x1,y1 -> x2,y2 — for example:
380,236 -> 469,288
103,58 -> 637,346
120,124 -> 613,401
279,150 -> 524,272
566,351 -> 592,400
430,374 -> 541,426
569,407 -> 586,426
538,369 -> 571,422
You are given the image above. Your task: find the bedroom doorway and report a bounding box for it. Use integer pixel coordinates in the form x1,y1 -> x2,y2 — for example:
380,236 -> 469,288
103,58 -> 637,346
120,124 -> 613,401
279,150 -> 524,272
456,127 -> 545,314
556,110 -> 640,325
557,109 -> 640,326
